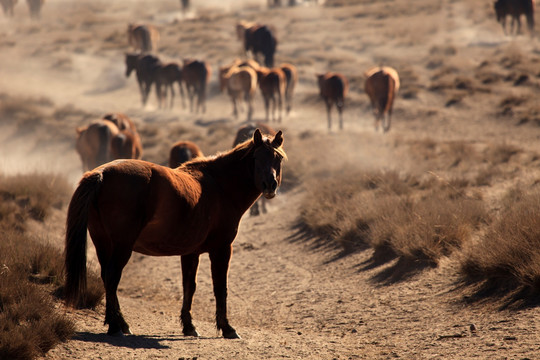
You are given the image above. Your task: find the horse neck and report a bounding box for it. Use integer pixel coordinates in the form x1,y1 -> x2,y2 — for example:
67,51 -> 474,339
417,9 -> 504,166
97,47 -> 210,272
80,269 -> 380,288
192,145 -> 261,212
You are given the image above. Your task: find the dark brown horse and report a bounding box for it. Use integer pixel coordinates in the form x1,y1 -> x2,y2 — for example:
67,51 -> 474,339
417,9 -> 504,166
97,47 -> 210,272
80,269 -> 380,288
125,53 -> 163,107
182,59 -> 211,113
317,72 -> 349,131
233,123 -> 277,216
64,130 -> 286,338
257,67 -> 286,123
168,140 -> 203,168
364,66 -> 400,133
494,0 -> 535,35
280,63 -> 297,114
26,0 -> 43,19
158,62 -> 185,109
0,0 -> 17,17
103,113 -> 143,160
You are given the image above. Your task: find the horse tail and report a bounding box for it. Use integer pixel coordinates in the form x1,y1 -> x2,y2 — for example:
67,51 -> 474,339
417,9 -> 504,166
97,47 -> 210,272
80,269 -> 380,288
64,171 -> 103,308
140,26 -> 152,52
335,76 -> 346,108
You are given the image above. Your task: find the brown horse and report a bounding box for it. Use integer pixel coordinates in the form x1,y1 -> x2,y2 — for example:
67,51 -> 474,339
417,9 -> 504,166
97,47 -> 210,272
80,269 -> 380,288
280,63 -> 297,114
64,129 -> 286,338
103,113 -> 143,160
494,0 -> 535,35
158,62 -> 185,109
317,72 -> 349,131
364,66 -> 400,133
220,65 -> 258,121
169,140 -> 204,168
0,0 -> 17,17
76,116 -> 143,172
233,123 -> 277,216
125,53 -> 163,107
257,67 -> 286,123
182,59 -> 211,113
127,23 -> 160,53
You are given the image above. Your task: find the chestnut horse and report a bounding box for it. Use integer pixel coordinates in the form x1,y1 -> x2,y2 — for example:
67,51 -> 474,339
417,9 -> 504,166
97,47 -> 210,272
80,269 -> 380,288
64,129 -> 286,338
233,123 -> 276,216
168,140 -> 203,168
364,66 -> 400,133
219,65 -> 258,121
257,67 -> 286,123
280,63 -> 297,114
76,115 -> 143,172
317,72 -> 349,130
127,23 -> 160,53
0,0 -> 17,17
494,0 -> 534,35
125,53 -> 163,107
182,59 -> 211,113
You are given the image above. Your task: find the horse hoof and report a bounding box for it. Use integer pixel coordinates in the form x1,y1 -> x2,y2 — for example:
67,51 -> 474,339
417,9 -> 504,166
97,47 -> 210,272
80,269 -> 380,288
183,329 -> 200,337
223,330 -> 241,339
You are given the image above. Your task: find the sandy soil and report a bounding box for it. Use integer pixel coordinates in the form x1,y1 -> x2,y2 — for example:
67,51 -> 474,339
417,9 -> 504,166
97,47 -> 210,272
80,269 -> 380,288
2,0 -> 540,358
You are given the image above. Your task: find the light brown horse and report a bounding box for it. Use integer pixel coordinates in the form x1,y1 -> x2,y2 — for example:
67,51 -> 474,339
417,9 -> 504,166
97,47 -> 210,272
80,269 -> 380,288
220,65 -> 258,121
280,63 -> 297,114
76,115 -> 142,172
168,140 -> 203,168
64,129 -> 286,338
127,23 -> 160,53
26,0 -> 43,19
233,123 -> 277,216
364,66 -> 400,133
182,59 -> 211,113
257,67 -> 286,123
0,0 -> 17,17
317,72 -> 349,131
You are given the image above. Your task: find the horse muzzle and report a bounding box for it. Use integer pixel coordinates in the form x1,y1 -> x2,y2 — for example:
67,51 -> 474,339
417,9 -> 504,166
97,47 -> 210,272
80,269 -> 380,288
263,190 -> 277,199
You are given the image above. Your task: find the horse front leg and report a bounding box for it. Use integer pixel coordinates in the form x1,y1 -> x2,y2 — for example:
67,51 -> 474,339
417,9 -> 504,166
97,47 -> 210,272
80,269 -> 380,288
209,245 -> 240,339
180,254 -> 200,337
325,99 -> 333,130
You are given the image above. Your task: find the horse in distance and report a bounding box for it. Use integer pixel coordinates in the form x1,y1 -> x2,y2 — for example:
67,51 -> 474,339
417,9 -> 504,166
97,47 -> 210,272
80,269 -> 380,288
364,66 -> 400,133
125,53 -> 163,107
257,67 -> 286,123
280,63 -> 298,114
237,22 -> 278,68
75,120 -> 120,172
0,0 -> 17,17
127,23 -> 160,53
182,59 -> 211,113
317,72 -> 348,131
219,65 -> 258,121
168,140 -> 203,168
157,62 -> 186,109
103,113 -> 143,160
64,129 -> 286,338
26,0 -> 44,19
494,0 -> 535,35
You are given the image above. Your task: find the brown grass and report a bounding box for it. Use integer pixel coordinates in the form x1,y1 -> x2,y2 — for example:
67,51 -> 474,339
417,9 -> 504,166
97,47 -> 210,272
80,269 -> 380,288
0,173 -> 104,359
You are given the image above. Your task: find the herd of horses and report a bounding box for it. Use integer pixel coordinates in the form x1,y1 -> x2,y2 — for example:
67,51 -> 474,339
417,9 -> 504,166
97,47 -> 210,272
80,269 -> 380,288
64,1 -> 536,340
0,0 -> 44,18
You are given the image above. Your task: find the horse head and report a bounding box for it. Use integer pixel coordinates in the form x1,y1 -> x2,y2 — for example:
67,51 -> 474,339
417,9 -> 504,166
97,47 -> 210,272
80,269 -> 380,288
125,53 -> 139,78
252,129 -> 286,199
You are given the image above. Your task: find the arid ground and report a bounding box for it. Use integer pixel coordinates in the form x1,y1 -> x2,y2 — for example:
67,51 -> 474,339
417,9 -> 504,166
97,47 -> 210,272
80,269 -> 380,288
2,0 -> 540,359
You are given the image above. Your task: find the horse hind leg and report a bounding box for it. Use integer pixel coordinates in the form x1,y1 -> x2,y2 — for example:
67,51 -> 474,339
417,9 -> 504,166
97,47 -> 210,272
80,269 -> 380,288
180,254 -> 201,337
99,247 -> 133,336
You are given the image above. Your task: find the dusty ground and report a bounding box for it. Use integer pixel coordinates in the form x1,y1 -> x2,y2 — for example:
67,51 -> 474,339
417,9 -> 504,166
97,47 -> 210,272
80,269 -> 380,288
2,0 -> 540,358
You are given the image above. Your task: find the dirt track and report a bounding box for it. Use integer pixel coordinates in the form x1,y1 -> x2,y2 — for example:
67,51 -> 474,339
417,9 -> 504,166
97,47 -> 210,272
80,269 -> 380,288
2,0 -> 540,359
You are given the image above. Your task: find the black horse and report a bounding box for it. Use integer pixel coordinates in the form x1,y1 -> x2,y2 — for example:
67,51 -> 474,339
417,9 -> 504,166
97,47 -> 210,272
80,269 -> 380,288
125,53 -> 163,107
494,0 -> 535,35
244,25 -> 277,68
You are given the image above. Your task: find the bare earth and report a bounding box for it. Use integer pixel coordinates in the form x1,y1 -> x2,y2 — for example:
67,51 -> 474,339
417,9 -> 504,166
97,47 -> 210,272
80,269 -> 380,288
2,0 -> 540,359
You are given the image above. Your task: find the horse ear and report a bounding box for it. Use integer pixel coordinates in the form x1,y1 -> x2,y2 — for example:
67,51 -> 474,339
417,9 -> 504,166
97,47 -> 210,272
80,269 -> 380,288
272,130 -> 283,148
253,128 -> 263,145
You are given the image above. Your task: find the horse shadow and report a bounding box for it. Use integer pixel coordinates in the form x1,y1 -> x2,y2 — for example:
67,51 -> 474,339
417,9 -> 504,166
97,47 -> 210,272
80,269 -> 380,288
73,331 -> 220,349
